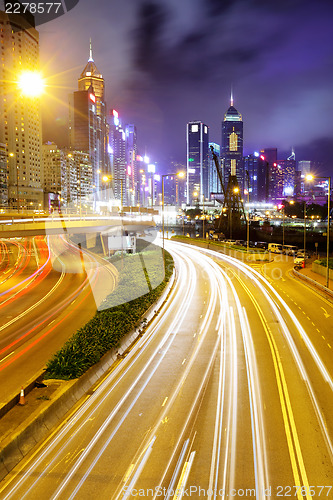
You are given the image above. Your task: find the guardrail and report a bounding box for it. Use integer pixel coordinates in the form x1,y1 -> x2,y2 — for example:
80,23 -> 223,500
292,267 -> 333,299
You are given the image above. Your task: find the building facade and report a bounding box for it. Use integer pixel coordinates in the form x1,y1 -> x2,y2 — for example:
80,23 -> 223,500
186,121 -> 209,205
0,9 -> 43,210
243,154 -> 269,203
208,142 -> 222,198
0,142 -> 7,208
279,150 -> 297,197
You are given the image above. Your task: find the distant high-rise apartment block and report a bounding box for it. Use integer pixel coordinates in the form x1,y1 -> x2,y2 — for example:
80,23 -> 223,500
41,142 -> 92,211
186,121 -> 209,204
221,97 -> 244,191
0,9 -> 43,210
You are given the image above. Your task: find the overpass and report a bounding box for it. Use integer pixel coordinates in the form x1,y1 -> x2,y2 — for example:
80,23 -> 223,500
0,215 -> 156,238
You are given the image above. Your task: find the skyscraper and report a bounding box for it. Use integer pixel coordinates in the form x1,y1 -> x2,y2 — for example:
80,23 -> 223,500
70,41 -> 108,200
0,142 -> 7,208
243,153 -> 269,202
186,121 -> 209,205
221,96 -> 244,192
259,148 -> 283,201
279,150 -> 297,197
125,124 -> 137,206
208,142 -> 221,198
108,110 -> 126,205
0,9 -> 43,210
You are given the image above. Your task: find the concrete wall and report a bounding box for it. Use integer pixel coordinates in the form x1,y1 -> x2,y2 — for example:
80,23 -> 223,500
312,261 -> 333,280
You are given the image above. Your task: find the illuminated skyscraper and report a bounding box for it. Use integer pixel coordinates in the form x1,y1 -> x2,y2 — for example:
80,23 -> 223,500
69,87 -> 98,190
108,110 -> 126,205
125,124 -> 137,206
243,153 -> 269,202
221,96 -> 244,191
208,142 -> 221,198
71,40 -> 109,198
0,9 -> 43,210
0,142 -> 7,208
279,149 -> 297,197
186,121 -> 209,204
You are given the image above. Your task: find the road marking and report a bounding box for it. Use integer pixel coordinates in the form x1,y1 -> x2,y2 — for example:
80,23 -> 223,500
232,273 -> 312,500
172,451 -> 196,500
182,358 -> 186,365
321,307 -> 331,318
123,464 -> 135,483
328,344 -> 332,349
162,397 -> 168,407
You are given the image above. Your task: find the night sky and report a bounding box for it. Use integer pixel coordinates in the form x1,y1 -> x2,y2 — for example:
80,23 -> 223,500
33,0 -> 333,174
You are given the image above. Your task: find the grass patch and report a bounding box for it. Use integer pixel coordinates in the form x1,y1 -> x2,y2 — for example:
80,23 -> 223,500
45,250 -> 174,380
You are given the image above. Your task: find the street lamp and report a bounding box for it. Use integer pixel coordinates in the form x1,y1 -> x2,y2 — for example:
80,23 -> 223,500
18,71 -> 44,97
162,172 -> 185,264
245,170 -> 250,253
306,174 -> 331,288
111,177 -> 124,212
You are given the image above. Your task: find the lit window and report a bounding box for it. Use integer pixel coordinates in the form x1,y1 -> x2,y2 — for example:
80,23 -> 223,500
229,132 -> 238,151
191,124 -> 199,132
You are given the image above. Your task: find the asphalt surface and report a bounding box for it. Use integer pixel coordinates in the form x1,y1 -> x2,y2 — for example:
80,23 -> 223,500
0,241 -> 332,499
0,235 -> 117,406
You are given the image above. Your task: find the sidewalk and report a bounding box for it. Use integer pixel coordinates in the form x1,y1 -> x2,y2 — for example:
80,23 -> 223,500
293,261 -> 333,297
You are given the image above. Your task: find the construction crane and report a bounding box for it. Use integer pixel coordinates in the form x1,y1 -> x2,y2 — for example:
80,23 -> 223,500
210,145 -> 247,238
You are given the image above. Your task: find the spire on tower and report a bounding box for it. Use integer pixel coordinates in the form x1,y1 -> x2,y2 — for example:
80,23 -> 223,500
287,148 -> 296,161
230,85 -> 234,107
88,38 -> 94,62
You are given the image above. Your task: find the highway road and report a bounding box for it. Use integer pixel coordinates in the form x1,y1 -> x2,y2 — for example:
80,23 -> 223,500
1,240 -> 333,499
0,235 -> 117,407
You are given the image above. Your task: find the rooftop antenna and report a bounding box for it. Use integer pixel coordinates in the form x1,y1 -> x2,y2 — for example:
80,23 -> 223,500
88,38 -> 94,62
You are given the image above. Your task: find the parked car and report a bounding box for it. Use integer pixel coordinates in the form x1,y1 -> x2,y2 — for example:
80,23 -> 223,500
282,245 -> 298,256
268,243 -> 283,253
294,249 -> 310,265
255,241 -> 268,250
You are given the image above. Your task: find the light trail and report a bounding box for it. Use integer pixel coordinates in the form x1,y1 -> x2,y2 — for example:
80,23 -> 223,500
1,239 -> 332,499
1,245 -> 196,499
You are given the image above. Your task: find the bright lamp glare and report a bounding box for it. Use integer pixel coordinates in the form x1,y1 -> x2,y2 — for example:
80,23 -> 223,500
18,72 -> 44,97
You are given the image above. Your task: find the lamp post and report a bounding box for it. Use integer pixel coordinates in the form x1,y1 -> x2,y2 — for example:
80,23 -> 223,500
202,194 -> 205,239
162,172 -> 185,263
282,205 -> 285,249
245,170 -> 250,253
111,177 -> 124,213
303,200 -> 307,259
306,174 -> 331,288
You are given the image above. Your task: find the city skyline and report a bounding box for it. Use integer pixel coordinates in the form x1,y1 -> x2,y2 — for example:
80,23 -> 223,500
32,0 -> 333,175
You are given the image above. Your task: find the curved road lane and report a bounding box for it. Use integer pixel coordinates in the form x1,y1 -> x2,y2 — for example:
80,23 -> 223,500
0,241 -> 332,499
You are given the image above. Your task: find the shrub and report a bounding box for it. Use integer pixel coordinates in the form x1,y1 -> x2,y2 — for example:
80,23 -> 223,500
45,250 -> 174,379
